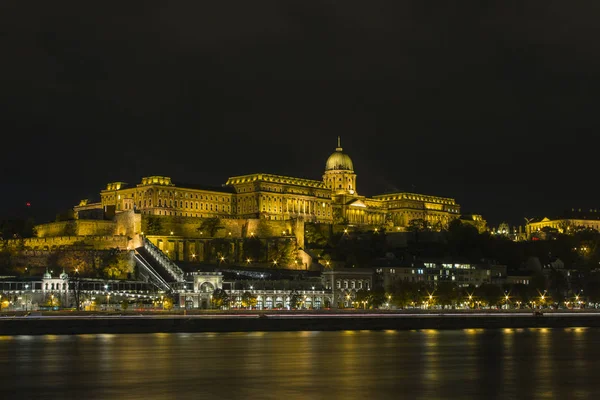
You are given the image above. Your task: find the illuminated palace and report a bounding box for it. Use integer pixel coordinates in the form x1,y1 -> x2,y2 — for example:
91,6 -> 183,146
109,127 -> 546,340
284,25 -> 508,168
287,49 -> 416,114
92,138 -> 460,230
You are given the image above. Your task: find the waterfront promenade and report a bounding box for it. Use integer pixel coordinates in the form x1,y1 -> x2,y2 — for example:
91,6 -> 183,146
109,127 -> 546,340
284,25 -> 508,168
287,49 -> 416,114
1,310 -> 600,335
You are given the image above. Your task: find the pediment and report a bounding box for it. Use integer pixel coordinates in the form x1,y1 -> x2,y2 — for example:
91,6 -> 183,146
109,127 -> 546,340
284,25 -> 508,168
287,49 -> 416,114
348,199 -> 367,208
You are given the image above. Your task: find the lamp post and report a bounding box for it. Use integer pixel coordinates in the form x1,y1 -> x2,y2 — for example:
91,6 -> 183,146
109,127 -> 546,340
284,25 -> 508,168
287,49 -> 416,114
24,284 -> 29,311
104,284 -> 109,310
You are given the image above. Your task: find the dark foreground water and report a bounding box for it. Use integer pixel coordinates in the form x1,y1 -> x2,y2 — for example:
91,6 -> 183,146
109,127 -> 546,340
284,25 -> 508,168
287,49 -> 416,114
1,328 -> 600,399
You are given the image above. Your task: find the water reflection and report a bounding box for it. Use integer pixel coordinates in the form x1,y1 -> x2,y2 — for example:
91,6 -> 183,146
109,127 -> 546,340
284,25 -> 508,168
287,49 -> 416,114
1,329 -> 600,399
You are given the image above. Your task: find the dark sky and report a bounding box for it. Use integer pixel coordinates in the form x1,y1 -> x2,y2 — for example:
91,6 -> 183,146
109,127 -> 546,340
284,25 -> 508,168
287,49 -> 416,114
2,1 -> 600,227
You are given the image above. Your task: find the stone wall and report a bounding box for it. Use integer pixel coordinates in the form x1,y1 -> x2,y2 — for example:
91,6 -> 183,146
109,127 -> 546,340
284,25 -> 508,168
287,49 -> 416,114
115,210 -> 142,247
6,249 -> 135,271
141,215 -> 301,240
36,220 -> 116,238
4,236 -> 129,251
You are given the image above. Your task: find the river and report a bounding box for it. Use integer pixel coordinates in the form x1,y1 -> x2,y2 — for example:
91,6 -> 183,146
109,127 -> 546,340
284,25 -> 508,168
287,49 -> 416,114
1,328 -> 599,399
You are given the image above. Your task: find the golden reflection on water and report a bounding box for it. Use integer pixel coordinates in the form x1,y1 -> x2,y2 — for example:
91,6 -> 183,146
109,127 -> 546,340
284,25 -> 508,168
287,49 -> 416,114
422,328 -> 440,387
2,329 -> 600,399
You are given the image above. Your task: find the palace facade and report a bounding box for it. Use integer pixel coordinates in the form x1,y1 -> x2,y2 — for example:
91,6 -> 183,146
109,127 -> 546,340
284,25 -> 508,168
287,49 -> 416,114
84,138 -> 460,231
526,209 -> 600,238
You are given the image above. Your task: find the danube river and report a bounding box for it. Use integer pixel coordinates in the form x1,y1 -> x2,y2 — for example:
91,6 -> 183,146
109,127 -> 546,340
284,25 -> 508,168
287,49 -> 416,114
1,328 -> 599,399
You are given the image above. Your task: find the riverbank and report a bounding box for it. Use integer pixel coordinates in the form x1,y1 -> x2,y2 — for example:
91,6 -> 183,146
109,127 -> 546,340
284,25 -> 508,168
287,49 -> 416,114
2,312 -> 600,335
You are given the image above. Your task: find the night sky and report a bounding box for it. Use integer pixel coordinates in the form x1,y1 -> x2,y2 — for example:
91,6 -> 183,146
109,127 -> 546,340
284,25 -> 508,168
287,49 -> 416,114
2,2 -> 600,227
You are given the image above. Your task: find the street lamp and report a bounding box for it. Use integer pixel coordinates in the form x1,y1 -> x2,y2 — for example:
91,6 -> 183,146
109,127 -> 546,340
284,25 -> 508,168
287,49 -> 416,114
24,284 -> 29,311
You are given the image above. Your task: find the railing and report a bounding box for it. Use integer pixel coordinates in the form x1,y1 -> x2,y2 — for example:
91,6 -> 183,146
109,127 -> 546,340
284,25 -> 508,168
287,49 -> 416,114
142,237 -> 185,282
134,253 -> 172,292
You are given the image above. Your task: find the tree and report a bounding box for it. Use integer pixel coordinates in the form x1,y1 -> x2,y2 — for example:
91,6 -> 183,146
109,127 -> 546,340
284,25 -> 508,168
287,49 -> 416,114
209,238 -> 231,262
407,218 -> 431,233
389,280 -> 414,308
211,288 -> 230,309
436,282 -> 459,308
241,291 -> 257,309
101,249 -> 134,279
304,223 -> 328,247
355,288 -> 386,309
243,236 -> 265,262
71,271 -> 84,311
0,218 -> 36,240
162,296 -> 174,311
475,284 -> 503,307
198,217 -> 224,237
289,290 -> 302,309
268,239 -> 297,267
145,216 -> 163,235
121,300 -> 129,311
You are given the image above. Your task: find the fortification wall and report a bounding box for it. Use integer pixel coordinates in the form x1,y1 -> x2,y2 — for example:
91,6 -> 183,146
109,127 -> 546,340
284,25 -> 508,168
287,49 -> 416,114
36,220 -> 116,238
115,211 -> 142,247
5,236 -> 129,251
141,216 -> 300,240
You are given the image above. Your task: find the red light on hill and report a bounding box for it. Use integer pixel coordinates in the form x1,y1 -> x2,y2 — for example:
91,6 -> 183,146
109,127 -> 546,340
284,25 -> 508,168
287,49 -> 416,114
26,202 -> 31,207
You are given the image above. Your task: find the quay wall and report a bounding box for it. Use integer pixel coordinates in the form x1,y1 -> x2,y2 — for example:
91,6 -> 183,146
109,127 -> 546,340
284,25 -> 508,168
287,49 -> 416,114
1,315 -> 600,335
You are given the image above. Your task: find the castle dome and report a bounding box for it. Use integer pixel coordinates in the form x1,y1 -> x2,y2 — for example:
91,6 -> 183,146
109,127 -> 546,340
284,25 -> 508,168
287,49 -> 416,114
325,137 -> 354,172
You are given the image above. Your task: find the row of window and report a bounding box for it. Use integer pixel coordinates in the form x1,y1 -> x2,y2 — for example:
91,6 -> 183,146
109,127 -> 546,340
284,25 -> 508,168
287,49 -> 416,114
335,280 -> 370,290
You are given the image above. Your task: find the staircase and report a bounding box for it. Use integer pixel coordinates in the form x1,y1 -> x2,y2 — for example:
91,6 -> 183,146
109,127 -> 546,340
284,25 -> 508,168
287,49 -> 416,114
135,237 -> 186,292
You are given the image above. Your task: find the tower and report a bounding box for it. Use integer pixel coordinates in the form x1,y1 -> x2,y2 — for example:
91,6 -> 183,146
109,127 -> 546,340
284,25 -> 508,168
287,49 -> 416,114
323,137 -> 357,196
